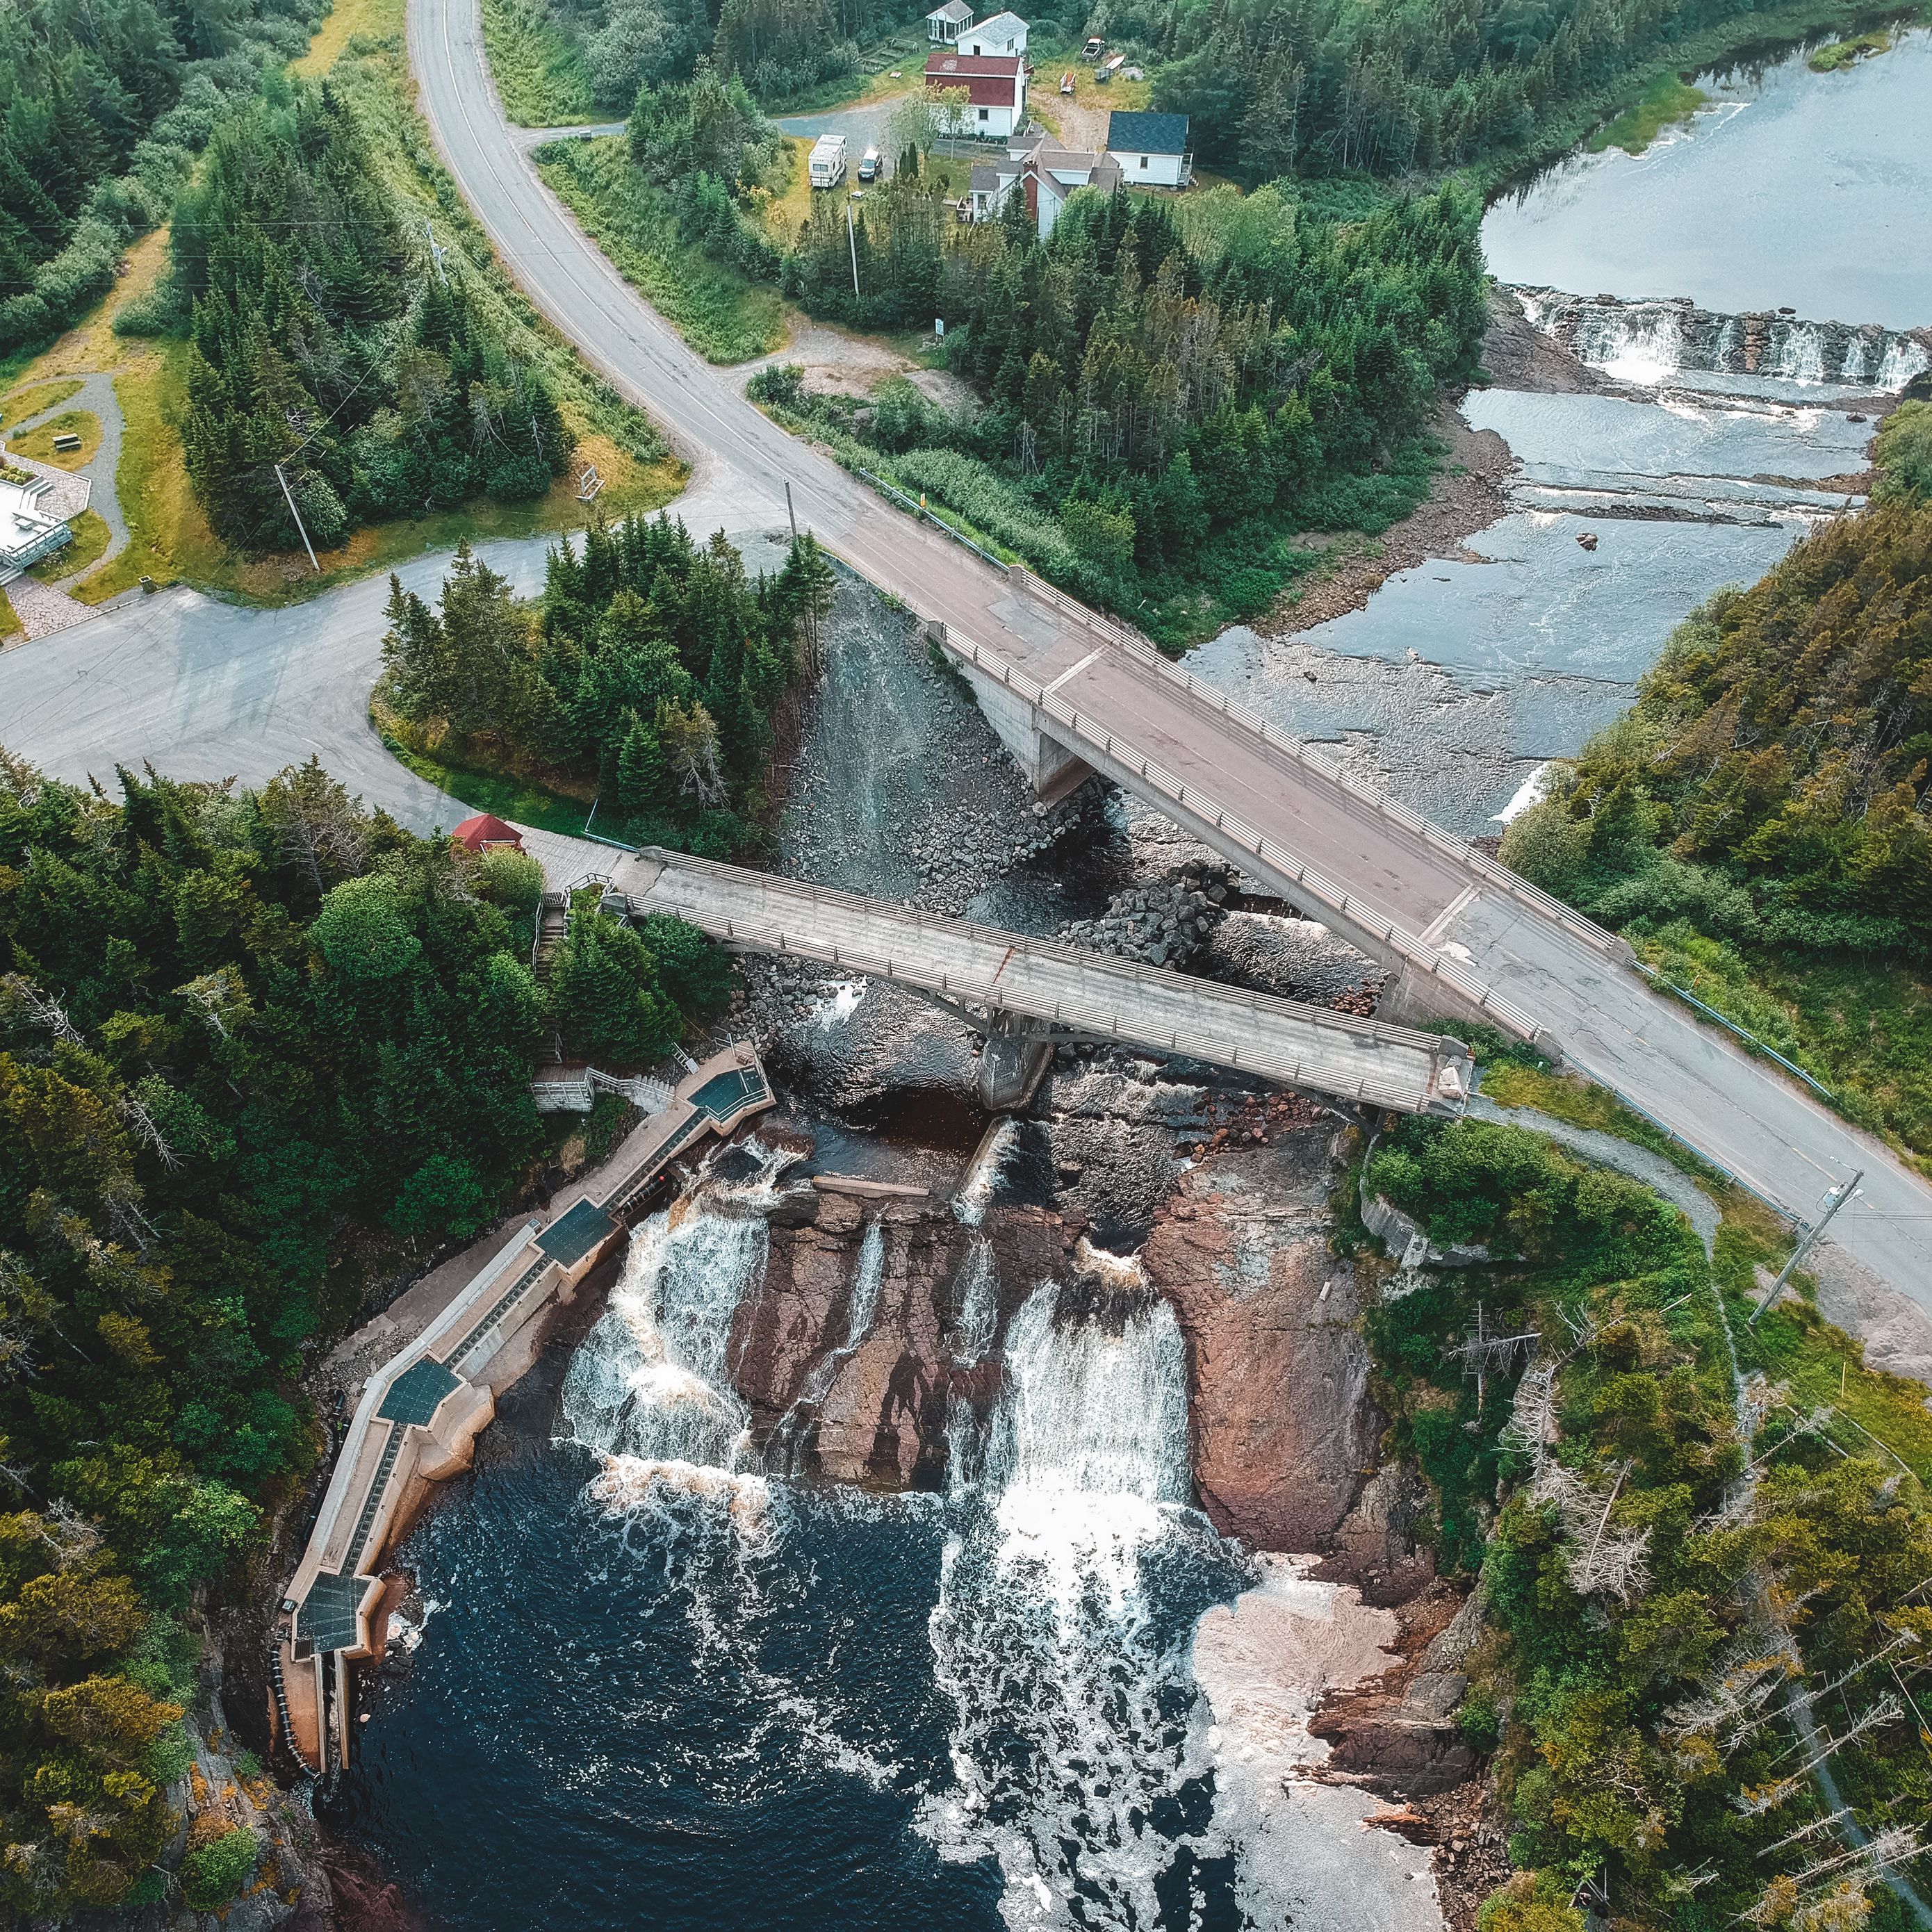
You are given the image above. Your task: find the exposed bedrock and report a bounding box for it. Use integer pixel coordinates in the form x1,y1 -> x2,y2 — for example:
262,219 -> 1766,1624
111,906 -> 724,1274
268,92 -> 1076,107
729,1179 -> 1072,1487
1144,1127 -> 1377,1551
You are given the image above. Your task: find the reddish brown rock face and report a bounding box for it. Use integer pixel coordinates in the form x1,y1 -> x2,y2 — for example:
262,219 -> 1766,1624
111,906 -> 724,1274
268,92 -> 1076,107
728,1186 -> 1070,1490
1143,1129 -> 1374,1552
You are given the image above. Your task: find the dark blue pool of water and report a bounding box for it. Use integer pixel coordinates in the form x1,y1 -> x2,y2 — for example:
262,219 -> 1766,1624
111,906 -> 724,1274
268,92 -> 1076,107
337,1359 -> 1245,1931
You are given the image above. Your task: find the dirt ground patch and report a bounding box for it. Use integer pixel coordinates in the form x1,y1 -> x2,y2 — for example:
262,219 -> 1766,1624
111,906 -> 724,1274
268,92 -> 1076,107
743,318 -> 977,414
1258,405 -> 1516,639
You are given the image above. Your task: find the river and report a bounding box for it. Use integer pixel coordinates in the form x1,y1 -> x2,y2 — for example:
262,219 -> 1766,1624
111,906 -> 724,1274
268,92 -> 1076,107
1195,24 -> 1932,839
338,30 -> 1930,1930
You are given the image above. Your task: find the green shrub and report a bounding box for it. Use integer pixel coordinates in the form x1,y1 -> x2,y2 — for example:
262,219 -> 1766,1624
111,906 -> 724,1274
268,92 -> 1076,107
475,847 -> 546,919
1456,1684 -> 1501,1751
181,1826 -> 259,1912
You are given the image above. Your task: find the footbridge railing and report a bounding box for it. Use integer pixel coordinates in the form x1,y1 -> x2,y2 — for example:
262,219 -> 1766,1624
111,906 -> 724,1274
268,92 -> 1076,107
607,848 -> 1475,1118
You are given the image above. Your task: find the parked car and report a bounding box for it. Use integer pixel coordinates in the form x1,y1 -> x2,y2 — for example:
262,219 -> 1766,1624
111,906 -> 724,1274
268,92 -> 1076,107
1081,33 -> 1103,58
858,145 -> 881,181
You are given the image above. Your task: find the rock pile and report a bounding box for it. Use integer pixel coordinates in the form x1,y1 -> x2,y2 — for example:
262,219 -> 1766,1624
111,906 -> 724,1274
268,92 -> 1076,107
1057,860 -> 1234,969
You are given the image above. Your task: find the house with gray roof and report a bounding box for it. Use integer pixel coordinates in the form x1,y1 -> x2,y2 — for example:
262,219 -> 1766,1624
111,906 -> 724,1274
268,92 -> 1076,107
1106,109 -> 1192,187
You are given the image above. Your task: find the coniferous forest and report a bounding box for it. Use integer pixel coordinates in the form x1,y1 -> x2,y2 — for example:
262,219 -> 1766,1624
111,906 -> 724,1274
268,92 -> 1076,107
378,516 -> 835,850
762,182 -> 1485,633
0,753 -> 726,1915
0,0 -> 324,355
172,80 -> 574,554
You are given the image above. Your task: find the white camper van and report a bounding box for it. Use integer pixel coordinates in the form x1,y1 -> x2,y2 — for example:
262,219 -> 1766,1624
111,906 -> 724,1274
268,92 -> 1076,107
808,133 -> 849,188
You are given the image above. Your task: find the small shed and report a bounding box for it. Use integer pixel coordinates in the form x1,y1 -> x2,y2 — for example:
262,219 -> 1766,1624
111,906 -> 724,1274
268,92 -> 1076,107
452,812 -> 525,855
1105,109 -> 1193,187
926,0 -> 973,43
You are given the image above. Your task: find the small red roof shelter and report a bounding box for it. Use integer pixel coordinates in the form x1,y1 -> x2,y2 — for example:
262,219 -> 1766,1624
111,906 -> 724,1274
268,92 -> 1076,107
451,812 -> 525,854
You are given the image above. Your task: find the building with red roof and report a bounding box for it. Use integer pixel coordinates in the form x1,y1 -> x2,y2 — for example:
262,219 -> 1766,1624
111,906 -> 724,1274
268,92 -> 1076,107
924,48 -> 1029,138
451,812 -> 525,855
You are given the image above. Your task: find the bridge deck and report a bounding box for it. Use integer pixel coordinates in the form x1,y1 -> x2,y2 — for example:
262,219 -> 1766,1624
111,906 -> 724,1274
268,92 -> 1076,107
606,848 -> 1472,1117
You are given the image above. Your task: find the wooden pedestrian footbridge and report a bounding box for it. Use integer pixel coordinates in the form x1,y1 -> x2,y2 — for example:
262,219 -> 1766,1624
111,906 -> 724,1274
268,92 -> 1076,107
272,1042 -> 773,1777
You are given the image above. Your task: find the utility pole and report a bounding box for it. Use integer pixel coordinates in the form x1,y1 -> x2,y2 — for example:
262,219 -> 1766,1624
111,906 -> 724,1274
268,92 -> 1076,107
785,480 -> 798,543
274,463 -> 321,574
423,220 -> 450,287
1751,1170 -> 1863,1325
846,199 -> 860,300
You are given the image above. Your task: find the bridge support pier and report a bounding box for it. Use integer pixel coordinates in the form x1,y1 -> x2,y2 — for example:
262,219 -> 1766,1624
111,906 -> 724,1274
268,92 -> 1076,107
932,622 -> 1095,803
975,1019 -> 1056,1112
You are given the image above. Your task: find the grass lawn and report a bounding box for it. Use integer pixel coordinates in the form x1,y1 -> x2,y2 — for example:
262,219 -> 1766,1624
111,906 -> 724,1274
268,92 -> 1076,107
0,589 -> 19,642
1589,74 -> 1708,152
0,379 -> 84,430
9,409 -> 101,469
478,0 -> 596,126
1809,27 -> 1892,67
1625,925 -> 1932,1169
755,136 -> 817,251
373,702 -> 598,835
28,509 -> 111,582
292,0 -> 390,78
537,137 -> 786,363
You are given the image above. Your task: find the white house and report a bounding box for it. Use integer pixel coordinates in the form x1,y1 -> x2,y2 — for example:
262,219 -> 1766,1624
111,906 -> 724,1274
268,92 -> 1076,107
962,9 -> 1027,56
970,135 -> 1122,236
924,48 -> 1027,140
926,0 -> 972,44
1105,109 -> 1192,187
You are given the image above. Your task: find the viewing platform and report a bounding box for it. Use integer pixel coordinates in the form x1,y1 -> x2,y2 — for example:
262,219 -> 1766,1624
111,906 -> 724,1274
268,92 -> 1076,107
272,1042 -> 771,1776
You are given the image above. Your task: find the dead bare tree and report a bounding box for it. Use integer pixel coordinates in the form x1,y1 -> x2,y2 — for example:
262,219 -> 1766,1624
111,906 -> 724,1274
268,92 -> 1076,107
1443,1300 -> 1539,1414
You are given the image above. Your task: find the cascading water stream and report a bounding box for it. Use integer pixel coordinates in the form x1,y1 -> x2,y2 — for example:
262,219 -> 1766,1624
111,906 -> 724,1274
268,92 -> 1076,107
767,1219 -> 887,1470
924,1266 -> 1225,1928
561,1143 -> 793,1482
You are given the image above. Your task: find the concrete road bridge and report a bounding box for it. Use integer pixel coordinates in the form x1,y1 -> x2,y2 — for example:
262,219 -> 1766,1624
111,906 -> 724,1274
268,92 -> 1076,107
0,0 -> 1923,1311
584,843 -> 1475,1118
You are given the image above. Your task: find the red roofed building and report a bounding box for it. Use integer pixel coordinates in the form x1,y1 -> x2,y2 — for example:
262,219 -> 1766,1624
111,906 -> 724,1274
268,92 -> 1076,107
924,48 -> 1028,138
451,812 -> 525,855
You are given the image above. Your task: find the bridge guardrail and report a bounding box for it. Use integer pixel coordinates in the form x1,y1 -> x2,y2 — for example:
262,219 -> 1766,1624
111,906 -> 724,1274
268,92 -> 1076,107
1008,565 -> 1635,968
634,848 -> 1472,1115
932,637 -> 1552,1051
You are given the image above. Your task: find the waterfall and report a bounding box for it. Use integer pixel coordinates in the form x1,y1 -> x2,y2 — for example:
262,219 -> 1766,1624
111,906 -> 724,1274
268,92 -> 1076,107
1714,316 -> 1740,370
951,1237 -> 999,1366
953,1117 -> 1018,1227
844,1218 -> 885,1346
1841,333 -> 1869,382
561,1143 -> 792,1478
922,1269 -> 1212,1926
988,1275 -> 1192,1541
1776,324 -> 1825,384
1881,338 -> 1930,391
1574,304 -> 1683,384
766,1218 -> 887,1473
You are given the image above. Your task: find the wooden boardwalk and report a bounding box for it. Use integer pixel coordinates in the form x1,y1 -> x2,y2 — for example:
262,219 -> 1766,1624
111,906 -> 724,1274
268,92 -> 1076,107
273,1043 -> 772,1776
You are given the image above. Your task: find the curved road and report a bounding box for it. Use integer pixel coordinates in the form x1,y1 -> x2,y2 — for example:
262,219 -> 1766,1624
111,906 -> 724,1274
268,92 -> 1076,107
1,0 -> 1930,1320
